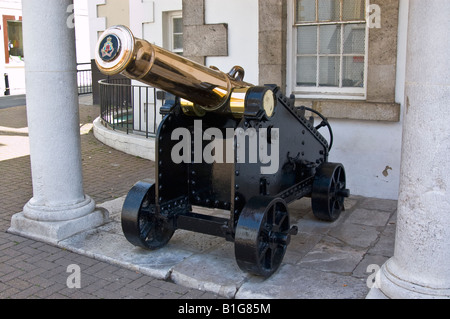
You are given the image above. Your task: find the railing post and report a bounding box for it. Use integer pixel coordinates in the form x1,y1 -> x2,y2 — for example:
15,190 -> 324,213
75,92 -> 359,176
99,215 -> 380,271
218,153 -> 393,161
98,78 -> 159,137
76,62 -> 92,95
4,73 -> 10,96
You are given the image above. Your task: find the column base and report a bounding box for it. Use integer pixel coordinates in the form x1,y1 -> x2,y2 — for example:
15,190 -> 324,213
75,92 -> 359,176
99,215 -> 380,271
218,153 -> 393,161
367,258 -> 450,299
23,195 -> 97,222
366,287 -> 389,299
8,207 -> 109,245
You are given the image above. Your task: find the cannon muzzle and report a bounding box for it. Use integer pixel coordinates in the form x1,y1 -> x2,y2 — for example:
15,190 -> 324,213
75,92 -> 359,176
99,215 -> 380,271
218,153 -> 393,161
95,25 -> 268,118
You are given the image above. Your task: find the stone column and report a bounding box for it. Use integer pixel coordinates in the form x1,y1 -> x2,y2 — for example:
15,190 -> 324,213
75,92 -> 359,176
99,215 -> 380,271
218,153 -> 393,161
9,0 -> 108,244
368,0 -> 450,298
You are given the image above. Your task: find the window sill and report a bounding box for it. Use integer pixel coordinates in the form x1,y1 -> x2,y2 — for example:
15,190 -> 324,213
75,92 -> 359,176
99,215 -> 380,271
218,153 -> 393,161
294,98 -> 401,122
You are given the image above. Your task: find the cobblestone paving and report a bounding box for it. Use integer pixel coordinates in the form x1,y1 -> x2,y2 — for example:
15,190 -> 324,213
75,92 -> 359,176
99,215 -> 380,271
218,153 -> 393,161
0,100 -> 221,299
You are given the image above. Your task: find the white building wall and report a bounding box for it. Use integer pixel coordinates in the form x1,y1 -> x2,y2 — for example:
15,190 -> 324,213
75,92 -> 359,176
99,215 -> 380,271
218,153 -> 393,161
205,0 -> 259,85
87,0 -> 106,60
74,0 -> 91,64
328,119 -> 402,200
202,0 -> 408,200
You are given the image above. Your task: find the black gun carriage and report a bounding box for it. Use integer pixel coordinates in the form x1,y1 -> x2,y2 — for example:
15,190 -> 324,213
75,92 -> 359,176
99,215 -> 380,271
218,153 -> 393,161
96,26 -> 350,277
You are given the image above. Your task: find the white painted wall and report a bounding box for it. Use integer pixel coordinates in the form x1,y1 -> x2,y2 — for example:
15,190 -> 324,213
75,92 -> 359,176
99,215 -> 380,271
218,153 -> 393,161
328,119 -> 402,200
204,0 -> 259,85
74,0 -> 91,64
131,0 -> 182,46
87,0 -> 106,60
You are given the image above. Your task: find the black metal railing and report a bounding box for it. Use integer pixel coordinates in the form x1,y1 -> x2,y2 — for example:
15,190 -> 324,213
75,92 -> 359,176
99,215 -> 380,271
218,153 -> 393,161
77,63 -> 93,95
99,78 -> 162,138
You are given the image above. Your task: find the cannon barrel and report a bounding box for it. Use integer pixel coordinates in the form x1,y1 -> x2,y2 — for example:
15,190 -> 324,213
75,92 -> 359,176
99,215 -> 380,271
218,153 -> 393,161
95,25 -> 262,117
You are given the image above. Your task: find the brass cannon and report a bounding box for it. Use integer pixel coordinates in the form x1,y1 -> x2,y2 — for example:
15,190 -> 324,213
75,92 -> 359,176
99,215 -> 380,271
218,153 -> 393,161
96,25 -> 349,277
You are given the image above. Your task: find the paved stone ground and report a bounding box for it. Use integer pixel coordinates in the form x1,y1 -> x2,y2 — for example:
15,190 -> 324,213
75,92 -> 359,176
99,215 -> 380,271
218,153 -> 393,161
58,194 -> 397,299
0,96 -> 221,299
0,95 -> 398,299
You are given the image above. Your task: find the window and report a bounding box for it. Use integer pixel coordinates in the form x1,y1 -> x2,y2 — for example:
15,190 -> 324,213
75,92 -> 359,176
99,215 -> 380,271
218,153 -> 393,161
293,0 -> 367,99
3,15 -> 24,64
168,12 -> 183,55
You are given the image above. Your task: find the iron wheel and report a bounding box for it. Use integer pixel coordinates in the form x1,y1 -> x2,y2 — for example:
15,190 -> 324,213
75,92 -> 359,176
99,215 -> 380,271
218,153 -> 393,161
121,181 -> 174,250
311,163 -> 349,222
235,196 -> 293,278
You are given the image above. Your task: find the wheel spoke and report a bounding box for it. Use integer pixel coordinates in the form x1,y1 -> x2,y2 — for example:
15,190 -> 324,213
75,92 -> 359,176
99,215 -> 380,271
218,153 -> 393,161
333,199 -> 340,212
139,219 -> 153,241
258,243 -> 270,267
274,211 -> 288,233
335,167 -> 342,184
329,197 -> 334,214
337,198 -> 345,211
267,206 -> 275,225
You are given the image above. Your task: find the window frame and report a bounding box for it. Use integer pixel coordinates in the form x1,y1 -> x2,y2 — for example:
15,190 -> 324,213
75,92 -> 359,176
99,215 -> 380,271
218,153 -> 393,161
3,15 -> 23,65
167,11 -> 183,55
287,0 -> 369,100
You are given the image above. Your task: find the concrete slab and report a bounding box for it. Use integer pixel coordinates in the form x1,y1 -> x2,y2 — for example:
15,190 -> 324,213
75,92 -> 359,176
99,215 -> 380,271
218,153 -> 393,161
53,194 -> 396,299
171,253 -> 248,299
59,197 -> 195,280
346,208 -> 391,227
59,227 -> 195,280
328,223 -> 380,249
235,264 -> 368,299
368,223 -> 396,257
360,197 -> 398,212
297,237 -> 366,274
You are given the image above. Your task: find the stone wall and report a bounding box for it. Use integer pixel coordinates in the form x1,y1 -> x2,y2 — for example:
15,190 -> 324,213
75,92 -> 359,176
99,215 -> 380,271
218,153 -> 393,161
181,0 -> 400,122
258,0 -> 287,93
282,0 -> 401,122
182,0 -> 228,65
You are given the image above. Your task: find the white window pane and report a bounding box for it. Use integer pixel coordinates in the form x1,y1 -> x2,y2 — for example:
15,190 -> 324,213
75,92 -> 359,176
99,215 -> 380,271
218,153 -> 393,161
294,0 -> 368,94
343,56 -> 365,87
319,24 -> 341,54
297,0 -> 316,22
173,34 -> 183,50
343,24 -> 365,54
343,0 -> 365,21
173,17 -> 183,34
297,56 -> 317,86
318,0 -> 340,22
319,56 -> 339,87
297,26 -> 317,54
